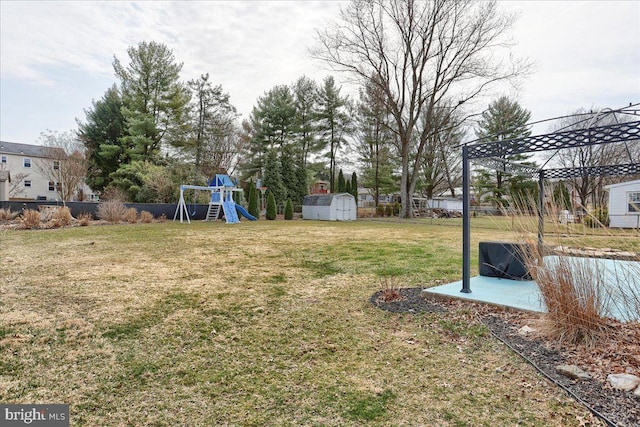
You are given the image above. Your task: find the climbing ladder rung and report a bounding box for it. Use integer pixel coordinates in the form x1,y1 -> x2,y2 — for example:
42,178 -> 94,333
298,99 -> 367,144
205,204 -> 221,221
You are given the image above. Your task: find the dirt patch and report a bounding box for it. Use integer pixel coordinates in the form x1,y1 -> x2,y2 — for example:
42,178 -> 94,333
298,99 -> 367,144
372,288 -> 640,427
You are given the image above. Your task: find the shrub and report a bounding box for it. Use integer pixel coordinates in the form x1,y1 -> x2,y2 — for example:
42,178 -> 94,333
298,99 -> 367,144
248,185 -> 259,218
97,199 -> 126,223
393,202 -> 401,216
266,191 -> 277,220
51,206 -> 73,227
100,186 -> 128,202
158,214 -> 167,222
385,204 -> 393,217
139,211 -> 154,223
77,212 -> 93,226
584,207 -> 609,228
376,204 -> 385,217
284,199 -> 293,220
123,207 -> 139,223
0,208 -> 18,221
20,209 -> 41,229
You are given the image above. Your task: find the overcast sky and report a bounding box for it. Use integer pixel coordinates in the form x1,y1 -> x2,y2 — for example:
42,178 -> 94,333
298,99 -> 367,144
1,1 -> 638,145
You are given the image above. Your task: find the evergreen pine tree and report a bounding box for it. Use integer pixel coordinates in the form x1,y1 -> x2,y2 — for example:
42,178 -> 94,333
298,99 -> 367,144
263,148 -> 286,203
337,169 -> 346,193
284,199 -> 294,220
475,97 -> 533,207
350,172 -> 358,200
248,182 -> 259,218
266,191 -> 277,220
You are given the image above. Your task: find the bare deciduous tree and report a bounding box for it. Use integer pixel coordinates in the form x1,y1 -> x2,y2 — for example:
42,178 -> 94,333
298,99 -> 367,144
314,0 -> 528,217
8,172 -> 29,198
548,109 -> 637,210
36,130 -> 89,203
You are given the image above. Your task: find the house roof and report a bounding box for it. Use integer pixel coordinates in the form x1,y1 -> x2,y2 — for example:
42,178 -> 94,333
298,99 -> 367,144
603,179 -> 640,191
0,141 -> 58,158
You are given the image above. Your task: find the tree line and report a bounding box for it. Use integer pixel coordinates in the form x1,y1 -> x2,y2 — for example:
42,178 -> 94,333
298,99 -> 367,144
36,1 -> 635,216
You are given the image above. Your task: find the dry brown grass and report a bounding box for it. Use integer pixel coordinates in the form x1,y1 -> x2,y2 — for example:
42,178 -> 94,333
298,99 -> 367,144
19,209 -> 41,229
97,199 -> 126,223
506,194 -> 639,346
51,206 -> 73,227
123,207 -> 138,223
77,212 -> 93,226
531,256 -> 612,345
139,210 -> 154,223
0,208 -> 19,221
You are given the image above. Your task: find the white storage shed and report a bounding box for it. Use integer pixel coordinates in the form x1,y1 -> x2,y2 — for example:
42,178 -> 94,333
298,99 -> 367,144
302,193 -> 357,221
604,179 -> 640,228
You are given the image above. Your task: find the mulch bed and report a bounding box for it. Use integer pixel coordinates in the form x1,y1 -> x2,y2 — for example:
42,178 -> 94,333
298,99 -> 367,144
371,287 -> 640,427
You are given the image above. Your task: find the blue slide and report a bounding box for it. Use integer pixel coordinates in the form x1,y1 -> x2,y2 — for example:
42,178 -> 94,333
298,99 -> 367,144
235,204 -> 257,221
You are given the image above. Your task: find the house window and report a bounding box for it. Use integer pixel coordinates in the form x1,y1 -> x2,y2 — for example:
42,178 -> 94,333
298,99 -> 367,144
628,192 -> 640,214
24,180 -> 32,188
55,182 -> 62,192
53,160 -> 60,170
1,155 -> 6,164
23,157 -> 31,168
49,181 -> 55,191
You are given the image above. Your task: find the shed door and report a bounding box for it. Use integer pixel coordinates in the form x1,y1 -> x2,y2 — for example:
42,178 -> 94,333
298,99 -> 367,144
336,197 -> 350,221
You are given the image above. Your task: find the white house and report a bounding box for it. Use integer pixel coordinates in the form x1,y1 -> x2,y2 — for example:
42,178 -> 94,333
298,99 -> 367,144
302,193 -> 357,221
0,141 -> 96,202
604,179 -> 640,228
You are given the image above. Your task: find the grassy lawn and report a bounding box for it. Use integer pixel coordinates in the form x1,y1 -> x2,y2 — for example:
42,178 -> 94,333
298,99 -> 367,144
2,218 -> 633,426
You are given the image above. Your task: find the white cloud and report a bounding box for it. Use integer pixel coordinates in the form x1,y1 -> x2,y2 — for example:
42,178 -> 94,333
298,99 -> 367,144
0,0 -> 638,144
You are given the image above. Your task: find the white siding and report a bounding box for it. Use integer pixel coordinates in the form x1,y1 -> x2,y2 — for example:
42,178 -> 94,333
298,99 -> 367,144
606,180 -> 640,228
302,193 -> 357,221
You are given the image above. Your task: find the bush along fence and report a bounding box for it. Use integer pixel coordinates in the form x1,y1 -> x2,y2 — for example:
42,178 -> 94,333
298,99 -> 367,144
0,201 -> 180,220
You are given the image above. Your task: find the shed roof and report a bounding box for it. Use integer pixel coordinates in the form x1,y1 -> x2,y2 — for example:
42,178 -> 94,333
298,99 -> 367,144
303,193 -> 354,206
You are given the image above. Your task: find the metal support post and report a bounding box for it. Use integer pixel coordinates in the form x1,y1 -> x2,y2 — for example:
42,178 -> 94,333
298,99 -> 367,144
461,145 -> 471,293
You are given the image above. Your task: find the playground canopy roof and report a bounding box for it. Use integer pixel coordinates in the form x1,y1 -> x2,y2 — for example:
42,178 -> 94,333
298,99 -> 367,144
212,174 -> 235,187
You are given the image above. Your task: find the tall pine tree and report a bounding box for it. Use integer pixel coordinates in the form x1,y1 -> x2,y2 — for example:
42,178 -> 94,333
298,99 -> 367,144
475,97 -> 533,207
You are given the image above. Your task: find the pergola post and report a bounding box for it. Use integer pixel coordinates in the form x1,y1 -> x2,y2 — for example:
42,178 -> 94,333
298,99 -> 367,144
537,171 -> 545,255
461,145 -> 471,293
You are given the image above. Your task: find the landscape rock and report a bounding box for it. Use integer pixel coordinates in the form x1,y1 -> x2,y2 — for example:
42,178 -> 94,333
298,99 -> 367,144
556,365 -> 591,381
607,373 -> 640,391
517,325 -> 536,336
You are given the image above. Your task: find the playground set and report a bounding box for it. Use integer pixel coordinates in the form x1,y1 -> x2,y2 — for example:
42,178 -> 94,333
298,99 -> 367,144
173,174 -> 257,224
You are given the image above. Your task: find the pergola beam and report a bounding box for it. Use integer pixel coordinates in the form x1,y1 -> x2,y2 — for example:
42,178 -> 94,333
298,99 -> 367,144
467,121 -> 640,159
543,163 -> 640,180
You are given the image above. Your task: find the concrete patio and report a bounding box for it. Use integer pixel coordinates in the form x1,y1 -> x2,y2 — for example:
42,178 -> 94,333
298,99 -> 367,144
422,256 -> 640,323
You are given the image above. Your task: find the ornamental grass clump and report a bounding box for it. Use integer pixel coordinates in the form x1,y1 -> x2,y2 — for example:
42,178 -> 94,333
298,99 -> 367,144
531,255 -> 611,345
376,266 -> 404,302
506,193 -> 620,346
139,210 -> 154,223
0,208 -> 19,221
51,206 -> 73,227
123,207 -> 139,223
97,199 -> 126,224
77,212 -> 93,226
20,209 -> 41,229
